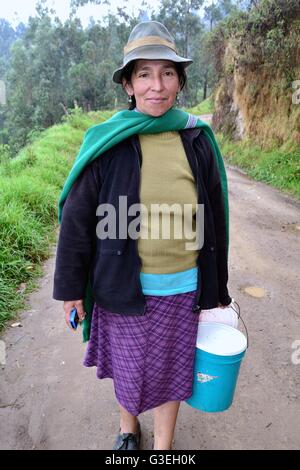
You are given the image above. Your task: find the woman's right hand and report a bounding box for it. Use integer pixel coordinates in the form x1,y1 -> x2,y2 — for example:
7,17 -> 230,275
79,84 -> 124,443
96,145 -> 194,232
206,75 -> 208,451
63,300 -> 86,331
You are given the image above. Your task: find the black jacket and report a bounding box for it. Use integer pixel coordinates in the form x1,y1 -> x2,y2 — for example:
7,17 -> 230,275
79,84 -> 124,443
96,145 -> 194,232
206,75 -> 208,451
53,128 -> 231,314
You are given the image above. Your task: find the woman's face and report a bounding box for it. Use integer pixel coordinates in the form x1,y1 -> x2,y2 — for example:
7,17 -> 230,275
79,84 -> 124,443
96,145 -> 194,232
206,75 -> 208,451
122,59 -> 181,117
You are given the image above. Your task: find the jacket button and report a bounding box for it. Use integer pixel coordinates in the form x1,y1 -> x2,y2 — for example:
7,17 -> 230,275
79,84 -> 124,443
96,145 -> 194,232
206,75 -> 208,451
210,246 -> 215,251
117,250 -> 122,255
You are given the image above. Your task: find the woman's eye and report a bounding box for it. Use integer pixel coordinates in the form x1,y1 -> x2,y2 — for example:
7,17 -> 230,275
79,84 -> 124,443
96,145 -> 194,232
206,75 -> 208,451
138,71 -> 174,78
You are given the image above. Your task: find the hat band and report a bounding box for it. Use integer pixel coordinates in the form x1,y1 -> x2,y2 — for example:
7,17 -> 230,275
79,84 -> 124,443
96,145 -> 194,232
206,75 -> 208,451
124,36 -> 178,55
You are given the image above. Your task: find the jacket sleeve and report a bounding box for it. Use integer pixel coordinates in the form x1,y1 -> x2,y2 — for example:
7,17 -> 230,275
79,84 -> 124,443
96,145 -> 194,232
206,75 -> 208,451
53,160 -> 101,301
201,134 -> 232,306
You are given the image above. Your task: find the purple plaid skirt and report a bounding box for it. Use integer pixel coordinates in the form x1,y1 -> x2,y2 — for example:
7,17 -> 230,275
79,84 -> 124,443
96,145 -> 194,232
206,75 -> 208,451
83,290 -> 200,416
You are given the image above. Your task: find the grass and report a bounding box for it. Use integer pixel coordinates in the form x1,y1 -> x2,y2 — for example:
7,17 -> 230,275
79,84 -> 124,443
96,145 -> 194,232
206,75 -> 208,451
185,98 -> 299,200
0,108 -> 115,332
216,133 -> 300,200
185,96 -> 214,115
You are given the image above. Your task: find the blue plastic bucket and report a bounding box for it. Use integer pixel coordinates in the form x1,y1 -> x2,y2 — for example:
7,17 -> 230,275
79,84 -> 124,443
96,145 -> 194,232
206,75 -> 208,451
186,322 -> 247,412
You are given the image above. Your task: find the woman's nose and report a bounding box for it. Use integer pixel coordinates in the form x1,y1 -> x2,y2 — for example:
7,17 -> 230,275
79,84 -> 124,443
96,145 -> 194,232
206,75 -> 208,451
150,77 -> 164,91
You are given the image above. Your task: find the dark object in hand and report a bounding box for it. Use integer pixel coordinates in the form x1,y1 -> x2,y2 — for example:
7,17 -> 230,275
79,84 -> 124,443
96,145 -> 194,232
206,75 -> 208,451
70,307 -> 79,330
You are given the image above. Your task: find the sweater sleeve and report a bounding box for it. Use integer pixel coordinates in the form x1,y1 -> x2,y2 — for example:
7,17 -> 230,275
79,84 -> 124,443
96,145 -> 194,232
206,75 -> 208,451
201,134 -> 232,306
53,160 -> 101,301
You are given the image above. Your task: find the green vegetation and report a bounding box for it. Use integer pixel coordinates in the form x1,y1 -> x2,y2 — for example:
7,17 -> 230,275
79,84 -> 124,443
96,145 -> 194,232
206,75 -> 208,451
206,0 -> 300,149
0,108 -> 114,332
0,0 -> 251,156
186,86 -> 300,199
185,96 -> 214,115
217,133 -> 300,199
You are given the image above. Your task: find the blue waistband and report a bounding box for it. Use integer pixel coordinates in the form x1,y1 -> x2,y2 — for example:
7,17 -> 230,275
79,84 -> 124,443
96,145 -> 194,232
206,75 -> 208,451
140,266 -> 198,296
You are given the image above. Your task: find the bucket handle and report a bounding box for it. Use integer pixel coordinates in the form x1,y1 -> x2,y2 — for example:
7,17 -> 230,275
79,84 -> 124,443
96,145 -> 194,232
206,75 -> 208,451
230,299 -> 249,349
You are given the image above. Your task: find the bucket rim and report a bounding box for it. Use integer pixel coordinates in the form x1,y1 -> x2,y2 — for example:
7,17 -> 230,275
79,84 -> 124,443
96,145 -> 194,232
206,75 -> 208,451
196,321 -> 247,356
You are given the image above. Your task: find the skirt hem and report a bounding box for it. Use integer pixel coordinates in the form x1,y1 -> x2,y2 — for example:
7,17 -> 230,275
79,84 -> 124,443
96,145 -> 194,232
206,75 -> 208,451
83,363 -> 193,416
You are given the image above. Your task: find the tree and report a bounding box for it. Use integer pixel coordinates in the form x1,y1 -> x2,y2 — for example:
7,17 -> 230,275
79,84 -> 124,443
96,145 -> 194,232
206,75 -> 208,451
153,1 -> 204,106
6,40 -> 35,151
0,19 -> 17,66
1,0 -> 265,155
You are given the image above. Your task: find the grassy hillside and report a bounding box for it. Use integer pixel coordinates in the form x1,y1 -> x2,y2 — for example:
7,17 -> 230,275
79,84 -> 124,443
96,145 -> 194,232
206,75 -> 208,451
0,108 -> 114,332
216,133 -> 300,200
185,100 -> 300,200
208,2 -> 300,151
184,96 -> 214,115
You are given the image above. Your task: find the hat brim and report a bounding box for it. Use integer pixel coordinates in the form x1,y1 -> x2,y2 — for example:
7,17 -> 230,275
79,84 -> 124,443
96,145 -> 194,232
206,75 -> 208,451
112,45 -> 193,84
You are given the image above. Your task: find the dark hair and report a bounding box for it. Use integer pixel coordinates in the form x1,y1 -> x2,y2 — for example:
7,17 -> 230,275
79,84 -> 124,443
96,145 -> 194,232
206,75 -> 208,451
121,61 -> 188,110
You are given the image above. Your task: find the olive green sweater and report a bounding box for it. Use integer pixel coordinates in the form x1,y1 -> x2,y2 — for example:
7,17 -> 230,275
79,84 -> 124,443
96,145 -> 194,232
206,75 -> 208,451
138,131 -> 198,273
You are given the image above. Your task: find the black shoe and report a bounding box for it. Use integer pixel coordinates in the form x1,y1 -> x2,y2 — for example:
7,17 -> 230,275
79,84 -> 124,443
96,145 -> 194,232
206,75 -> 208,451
112,420 -> 141,450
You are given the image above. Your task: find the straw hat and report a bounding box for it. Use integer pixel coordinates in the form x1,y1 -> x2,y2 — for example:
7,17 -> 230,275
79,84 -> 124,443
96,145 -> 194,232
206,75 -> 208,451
112,21 -> 193,84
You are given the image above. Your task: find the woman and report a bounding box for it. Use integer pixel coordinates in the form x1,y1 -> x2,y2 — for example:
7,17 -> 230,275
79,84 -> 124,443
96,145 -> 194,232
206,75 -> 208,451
53,21 -> 232,450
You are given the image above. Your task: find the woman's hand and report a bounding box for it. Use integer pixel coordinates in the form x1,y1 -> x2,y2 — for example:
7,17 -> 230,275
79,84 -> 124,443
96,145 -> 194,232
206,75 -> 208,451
200,301 -> 238,328
63,300 -> 86,331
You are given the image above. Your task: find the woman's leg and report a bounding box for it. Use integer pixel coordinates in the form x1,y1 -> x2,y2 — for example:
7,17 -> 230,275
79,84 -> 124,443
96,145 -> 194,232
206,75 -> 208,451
119,403 -> 139,433
153,400 -> 181,450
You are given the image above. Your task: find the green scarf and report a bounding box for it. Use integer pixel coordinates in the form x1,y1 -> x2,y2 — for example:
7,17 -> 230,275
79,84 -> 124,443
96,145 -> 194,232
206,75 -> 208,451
57,107 -> 229,342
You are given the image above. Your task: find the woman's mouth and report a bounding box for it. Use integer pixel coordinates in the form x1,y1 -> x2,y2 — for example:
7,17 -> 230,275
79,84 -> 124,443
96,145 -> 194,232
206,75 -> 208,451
147,98 -> 166,104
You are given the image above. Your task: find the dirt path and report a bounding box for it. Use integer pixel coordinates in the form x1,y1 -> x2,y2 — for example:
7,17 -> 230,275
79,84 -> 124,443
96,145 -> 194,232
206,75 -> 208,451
1,163 -> 299,450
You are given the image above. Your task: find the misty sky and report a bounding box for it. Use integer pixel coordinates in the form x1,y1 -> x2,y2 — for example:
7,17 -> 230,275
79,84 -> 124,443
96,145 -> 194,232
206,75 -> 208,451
0,0 -> 161,27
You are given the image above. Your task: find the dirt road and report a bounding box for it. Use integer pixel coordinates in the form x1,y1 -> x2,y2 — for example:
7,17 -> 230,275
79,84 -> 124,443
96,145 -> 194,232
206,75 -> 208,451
0,163 -> 299,450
